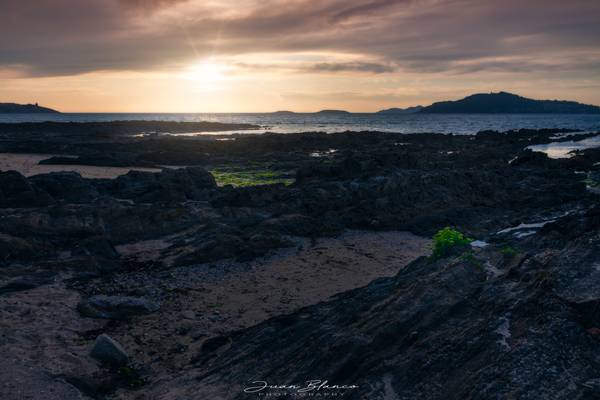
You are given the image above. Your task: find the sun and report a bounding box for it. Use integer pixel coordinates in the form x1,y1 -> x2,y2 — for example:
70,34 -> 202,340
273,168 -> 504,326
183,60 -> 227,90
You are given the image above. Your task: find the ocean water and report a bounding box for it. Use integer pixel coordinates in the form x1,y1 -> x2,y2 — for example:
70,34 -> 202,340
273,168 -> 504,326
1,113 -> 600,135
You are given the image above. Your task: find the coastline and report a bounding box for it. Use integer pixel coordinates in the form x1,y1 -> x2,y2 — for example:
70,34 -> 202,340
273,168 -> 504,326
0,126 -> 599,399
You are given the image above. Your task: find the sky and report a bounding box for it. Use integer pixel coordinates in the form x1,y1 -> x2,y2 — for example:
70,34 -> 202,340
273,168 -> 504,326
1,0 -> 600,112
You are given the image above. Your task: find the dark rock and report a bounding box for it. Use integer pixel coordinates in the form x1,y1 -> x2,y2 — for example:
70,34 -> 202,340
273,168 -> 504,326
0,170 -> 53,207
189,207 -> 600,399
509,149 -> 553,167
30,171 -> 99,203
0,273 -> 56,295
0,357 -> 85,400
109,167 -> 216,203
72,235 -> 119,259
0,233 -> 36,260
90,334 -> 129,366
78,295 -> 159,319
261,214 -> 340,236
181,310 -> 196,320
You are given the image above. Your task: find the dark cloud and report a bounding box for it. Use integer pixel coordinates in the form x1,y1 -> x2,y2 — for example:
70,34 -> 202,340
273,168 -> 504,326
0,0 -> 599,77
305,62 -> 395,74
119,0 -> 188,8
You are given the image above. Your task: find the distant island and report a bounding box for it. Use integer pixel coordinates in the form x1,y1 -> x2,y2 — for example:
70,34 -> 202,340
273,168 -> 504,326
271,110 -> 297,115
0,102 -> 60,114
315,109 -> 351,115
377,106 -> 423,114
418,92 -> 600,114
4,93 -> 599,115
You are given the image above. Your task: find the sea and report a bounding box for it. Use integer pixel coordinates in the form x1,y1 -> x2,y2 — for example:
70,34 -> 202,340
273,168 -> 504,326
1,113 -> 600,135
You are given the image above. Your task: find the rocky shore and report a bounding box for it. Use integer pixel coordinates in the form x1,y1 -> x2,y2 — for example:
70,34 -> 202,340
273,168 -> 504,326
1,123 -> 599,399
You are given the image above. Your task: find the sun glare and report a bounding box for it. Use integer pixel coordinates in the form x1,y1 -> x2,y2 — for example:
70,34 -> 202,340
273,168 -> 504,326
183,60 -> 227,90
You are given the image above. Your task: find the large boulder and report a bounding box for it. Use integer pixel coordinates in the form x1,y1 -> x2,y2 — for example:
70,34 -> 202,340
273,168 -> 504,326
29,171 -> 99,203
110,167 -> 216,203
0,170 -> 53,207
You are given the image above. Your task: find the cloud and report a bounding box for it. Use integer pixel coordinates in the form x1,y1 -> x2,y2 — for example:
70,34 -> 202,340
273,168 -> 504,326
119,0 -> 188,9
232,60 -> 396,75
304,62 -> 395,74
0,0 -> 599,79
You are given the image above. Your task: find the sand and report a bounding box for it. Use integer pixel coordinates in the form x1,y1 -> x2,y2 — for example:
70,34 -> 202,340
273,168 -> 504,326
108,230 -> 431,391
0,230 -> 429,398
0,153 -> 161,178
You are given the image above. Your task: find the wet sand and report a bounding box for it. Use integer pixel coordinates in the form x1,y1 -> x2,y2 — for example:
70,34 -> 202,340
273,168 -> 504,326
0,153 -> 161,178
0,230 -> 429,398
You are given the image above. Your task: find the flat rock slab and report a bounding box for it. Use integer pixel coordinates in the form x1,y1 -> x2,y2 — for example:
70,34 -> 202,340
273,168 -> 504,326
77,295 -> 159,319
0,358 -> 86,400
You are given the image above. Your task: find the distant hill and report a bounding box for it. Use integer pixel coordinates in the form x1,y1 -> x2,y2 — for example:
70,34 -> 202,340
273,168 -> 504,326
419,92 -> 600,114
315,109 -> 351,115
271,110 -> 297,115
376,106 -> 423,114
0,103 -> 60,114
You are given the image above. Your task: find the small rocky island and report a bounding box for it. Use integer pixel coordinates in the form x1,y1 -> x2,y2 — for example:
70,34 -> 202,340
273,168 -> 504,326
0,102 -> 60,113
0,121 -> 599,399
315,109 -> 351,114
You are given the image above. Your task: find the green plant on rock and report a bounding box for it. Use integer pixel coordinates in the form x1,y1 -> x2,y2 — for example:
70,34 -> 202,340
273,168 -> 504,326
500,246 -> 518,257
210,165 -> 294,187
431,227 -> 473,260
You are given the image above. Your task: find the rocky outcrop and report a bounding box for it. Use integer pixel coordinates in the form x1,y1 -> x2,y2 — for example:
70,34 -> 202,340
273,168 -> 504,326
0,170 -> 53,208
108,167 -> 217,203
30,172 -> 99,203
0,130 -> 596,269
1,127 -> 599,399
187,205 -> 600,400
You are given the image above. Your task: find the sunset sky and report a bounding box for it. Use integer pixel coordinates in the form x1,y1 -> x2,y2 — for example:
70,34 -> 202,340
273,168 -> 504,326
1,0 -> 600,112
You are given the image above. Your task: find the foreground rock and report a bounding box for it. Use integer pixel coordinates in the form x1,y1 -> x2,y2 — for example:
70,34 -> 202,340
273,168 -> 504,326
90,335 -> 129,366
78,295 -> 159,319
0,358 -> 85,400
0,128 -> 599,399
158,205 -> 600,400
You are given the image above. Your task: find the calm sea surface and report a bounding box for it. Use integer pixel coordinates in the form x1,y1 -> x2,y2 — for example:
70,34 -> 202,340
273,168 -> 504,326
1,113 -> 600,135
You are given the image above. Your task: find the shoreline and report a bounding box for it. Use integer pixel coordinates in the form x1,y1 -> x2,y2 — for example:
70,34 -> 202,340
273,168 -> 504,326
0,127 -> 599,398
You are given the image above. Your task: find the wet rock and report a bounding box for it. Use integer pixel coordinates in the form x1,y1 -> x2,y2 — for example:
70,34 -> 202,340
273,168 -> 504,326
90,334 -> 129,366
0,233 -> 36,261
109,167 -> 216,203
188,207 -> 600,399
509,149 -> 554,167
0,170 -> 53,207
30,171 -> 99,203
78,295 -> 159,319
